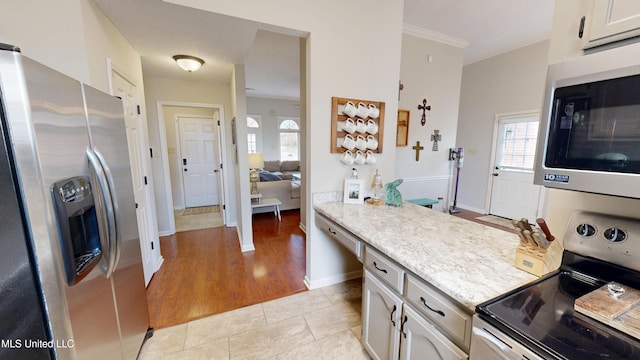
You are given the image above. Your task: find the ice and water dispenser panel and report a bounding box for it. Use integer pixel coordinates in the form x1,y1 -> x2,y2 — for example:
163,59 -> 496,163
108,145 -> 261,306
51,176 -> 101,285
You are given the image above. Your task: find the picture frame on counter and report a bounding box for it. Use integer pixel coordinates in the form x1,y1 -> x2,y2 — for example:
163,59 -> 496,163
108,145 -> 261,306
343,179 -> 365,204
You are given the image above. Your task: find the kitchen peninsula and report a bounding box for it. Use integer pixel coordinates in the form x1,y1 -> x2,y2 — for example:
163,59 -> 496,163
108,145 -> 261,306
314,201 -> 540,359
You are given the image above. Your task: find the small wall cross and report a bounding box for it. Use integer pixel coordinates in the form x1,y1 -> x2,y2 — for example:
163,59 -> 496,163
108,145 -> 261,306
412,141 -> 424,161
431,130 -> 441,151
417,98 -> 431,126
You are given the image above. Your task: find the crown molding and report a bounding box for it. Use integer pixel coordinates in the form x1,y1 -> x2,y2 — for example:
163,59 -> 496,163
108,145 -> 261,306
402,23 -> 469,49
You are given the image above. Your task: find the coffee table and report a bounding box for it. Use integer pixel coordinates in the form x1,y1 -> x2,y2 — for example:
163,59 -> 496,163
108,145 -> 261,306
251,197 -> 281,221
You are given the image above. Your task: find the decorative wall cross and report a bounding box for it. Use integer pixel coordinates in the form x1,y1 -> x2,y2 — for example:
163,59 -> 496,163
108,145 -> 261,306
431,130 -> 441,151
412,141 -> 424,161
417,98 -> 431,126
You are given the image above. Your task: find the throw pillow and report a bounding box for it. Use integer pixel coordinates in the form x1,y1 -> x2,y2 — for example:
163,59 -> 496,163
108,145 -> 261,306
263,160 -> 281,172
259,171 -> 282,182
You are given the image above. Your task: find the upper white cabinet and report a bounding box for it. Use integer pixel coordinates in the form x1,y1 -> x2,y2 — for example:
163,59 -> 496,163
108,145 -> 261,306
583,0 -> 640,49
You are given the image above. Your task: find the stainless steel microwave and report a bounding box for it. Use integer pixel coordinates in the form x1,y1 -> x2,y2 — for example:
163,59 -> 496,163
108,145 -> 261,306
534,42 -> 640,199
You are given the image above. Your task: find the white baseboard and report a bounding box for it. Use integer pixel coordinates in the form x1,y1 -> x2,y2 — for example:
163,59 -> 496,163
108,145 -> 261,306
299,223 -> 307,233
241,243 -> 256,252
158,230 -> 173,237
154,256 -> 164,273
303,269 -> 363,290
456,203 -> 486,214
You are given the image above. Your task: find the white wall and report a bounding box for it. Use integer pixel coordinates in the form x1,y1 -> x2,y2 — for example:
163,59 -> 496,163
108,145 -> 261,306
1,0 -> 145,96
231,64 -> 255,252
143,76 -> 236,233
166,0 -> 404,287
456,40 -> 550,212
247,97 -> 301,161
1,0 -> 90,83
395,33 -> 464,212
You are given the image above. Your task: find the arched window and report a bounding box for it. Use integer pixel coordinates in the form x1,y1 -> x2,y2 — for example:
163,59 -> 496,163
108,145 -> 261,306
247,115 -> 262,153
278,117 -> 300,161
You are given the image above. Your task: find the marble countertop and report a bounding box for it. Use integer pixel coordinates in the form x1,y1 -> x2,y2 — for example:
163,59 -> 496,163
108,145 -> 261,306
314,201 -> 538,311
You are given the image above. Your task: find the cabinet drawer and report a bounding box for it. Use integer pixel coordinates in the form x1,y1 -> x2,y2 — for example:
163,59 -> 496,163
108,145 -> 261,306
364,247 -> 404,294
315,213 -> 362,261
405,274 -> 471,350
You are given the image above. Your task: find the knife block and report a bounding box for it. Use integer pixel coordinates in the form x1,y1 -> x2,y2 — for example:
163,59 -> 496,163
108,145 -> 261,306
514,240 -> 563,277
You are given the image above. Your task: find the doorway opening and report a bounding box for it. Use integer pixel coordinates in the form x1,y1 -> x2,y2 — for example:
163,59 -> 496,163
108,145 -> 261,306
172,115 -> 224,232
156,102 -> 229,234
486,110 -> 543,221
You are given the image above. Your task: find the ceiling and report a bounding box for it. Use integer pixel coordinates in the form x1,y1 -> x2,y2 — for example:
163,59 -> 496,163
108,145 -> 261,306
95,0 -> 554,100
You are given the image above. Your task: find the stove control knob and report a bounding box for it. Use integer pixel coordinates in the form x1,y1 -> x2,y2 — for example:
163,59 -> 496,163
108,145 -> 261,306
603,227 -> 627,243
576,223 -> 596,237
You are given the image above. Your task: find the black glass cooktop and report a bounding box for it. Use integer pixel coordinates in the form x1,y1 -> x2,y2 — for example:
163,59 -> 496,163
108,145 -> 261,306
477,252 -> 640,360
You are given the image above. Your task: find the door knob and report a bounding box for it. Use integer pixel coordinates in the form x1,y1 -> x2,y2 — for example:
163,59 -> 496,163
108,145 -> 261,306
184,168 -> 188,172
493,172 -> 499,176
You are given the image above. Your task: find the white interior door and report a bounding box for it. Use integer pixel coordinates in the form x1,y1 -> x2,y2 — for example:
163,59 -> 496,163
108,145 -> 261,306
111,69 -> 159,286
489,113 -> 542,221
178,117 -> 220,208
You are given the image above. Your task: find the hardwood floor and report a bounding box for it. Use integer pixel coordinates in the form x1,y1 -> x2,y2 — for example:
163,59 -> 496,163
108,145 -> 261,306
146,210 -> 307,329
450,208 -> 515,233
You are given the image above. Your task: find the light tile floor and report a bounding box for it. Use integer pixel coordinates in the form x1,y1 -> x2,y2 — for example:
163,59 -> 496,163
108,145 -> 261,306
174,207 -> 224,232
139,278 -> 371,360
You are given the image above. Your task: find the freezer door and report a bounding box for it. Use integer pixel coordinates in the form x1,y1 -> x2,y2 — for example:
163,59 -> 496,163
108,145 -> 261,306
0,97 -> 52,360
0,53 -> 123,360
84,84 -> 150,359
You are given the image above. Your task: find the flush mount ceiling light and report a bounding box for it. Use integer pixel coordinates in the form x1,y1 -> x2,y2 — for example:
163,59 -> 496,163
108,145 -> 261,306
173,55 -> 204,72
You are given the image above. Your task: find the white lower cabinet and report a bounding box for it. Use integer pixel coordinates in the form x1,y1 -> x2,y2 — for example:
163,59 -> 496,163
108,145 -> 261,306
362,269 -> 402,360
363,269 -> 468,360
400,305 -> 468,360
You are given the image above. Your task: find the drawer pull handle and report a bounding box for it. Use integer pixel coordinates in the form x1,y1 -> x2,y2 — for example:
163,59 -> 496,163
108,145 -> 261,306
401,315 -> 408,338
420,296 -> 445,317
373,261 -> 388,273
390,304 -> 397,326
327,228 -> 337,235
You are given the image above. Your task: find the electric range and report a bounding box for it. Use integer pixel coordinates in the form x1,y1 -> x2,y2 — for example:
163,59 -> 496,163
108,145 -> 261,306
475,210 -> 640,359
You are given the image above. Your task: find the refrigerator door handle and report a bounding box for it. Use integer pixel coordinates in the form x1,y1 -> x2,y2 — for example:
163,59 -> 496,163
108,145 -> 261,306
94,147 -> 122,272
86,147 -> 117,278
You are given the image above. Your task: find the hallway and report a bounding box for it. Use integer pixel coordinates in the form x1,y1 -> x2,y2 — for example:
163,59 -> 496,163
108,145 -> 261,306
146,210 -> 306,329
173,205 -> 224,232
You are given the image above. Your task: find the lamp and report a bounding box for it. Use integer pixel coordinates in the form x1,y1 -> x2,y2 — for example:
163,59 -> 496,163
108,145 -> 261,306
173,55 -> 204,72
367,169 -> 385,206
248,153 -> 264,194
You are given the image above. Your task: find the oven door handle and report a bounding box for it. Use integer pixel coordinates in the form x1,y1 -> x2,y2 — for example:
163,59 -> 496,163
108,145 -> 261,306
473,326 -> 514,358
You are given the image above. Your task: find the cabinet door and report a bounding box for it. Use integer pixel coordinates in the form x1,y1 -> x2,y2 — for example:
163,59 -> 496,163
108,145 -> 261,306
585,0 -> 640,48
362,269 -> 403,360
399,305 -> 468,360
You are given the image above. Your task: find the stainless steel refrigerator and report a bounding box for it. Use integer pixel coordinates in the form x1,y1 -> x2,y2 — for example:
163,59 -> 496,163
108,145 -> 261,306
0,44 -> 151,359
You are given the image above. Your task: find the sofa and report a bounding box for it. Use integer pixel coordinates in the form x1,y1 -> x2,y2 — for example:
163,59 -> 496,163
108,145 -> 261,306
253,160 -> 301,213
